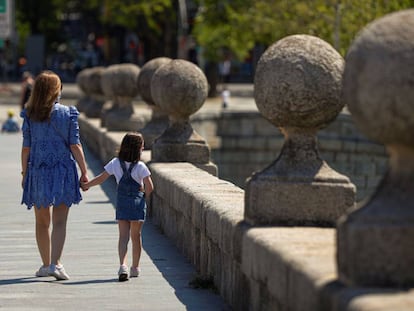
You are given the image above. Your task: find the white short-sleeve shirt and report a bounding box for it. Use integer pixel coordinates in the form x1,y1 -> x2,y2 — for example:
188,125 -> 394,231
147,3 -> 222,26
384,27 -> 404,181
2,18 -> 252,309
104,157 -> 151,185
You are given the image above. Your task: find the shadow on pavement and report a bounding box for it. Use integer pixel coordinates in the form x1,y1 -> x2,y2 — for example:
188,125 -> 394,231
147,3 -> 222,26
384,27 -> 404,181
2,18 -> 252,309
0,277 -> 49,285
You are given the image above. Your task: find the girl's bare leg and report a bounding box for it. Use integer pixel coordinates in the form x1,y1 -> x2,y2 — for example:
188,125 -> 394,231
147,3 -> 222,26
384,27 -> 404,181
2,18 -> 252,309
131,221 -> 144,268
118,220 -> 131,266
34,206 -> 51,266
51,204 -> 69,266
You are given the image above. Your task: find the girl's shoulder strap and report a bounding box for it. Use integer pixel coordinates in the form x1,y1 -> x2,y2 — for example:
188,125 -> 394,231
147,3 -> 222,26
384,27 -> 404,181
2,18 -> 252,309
128,162 -> 136,173
119,160 -> 127,173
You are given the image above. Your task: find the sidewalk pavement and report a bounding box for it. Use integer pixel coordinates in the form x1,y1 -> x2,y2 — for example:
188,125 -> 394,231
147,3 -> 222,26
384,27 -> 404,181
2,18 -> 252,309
0,94 -> 230,310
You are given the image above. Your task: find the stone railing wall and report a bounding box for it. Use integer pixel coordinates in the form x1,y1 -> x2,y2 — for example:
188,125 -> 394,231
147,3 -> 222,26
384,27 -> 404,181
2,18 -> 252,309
78,116 -> 336,310
79,115 -> 412,311
77,9 -> 414,310
191,110 -> 388,202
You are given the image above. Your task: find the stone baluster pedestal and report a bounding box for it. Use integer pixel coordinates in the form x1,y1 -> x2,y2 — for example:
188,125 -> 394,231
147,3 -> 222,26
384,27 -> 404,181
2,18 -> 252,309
82,66 -> 106,118
151,59 -> 217,176
245,34 -> 356,226
75,68 -> 90,113
76,67 -> 106,118
100,63 -> 146,131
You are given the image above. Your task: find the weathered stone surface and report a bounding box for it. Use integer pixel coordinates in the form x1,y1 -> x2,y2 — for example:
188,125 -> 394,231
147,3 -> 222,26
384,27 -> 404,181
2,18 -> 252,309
100,63 -> 141,130
151,59 -> 213,165
104,112 -> 148,132
75,68 -> 90,112
137,57 -> 172,149
246,178 -> 356,225
151,59 -> 208,121
76,68 -> 89,95
343,10 -> 414,146
338,9 -> 414,287
101,63 -> 140,99
87,66 -> 105,96
254,35 -> 344,129
246,34 -> 355,226
137,57 -> 172,105
83,66 -> 106,118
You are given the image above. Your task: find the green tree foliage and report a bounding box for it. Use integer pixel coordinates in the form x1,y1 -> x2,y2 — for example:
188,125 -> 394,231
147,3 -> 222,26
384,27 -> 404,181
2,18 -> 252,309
193,0 -> 414,62
16,0 -> 65,44
101,0 -> 174,33
15,0 -> 175,56
99,0 -> 177,58
16,0 -> 174,34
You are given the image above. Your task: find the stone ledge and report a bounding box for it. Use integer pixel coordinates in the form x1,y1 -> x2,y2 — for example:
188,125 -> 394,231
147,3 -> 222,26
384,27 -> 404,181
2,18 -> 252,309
147,161 -> 414,311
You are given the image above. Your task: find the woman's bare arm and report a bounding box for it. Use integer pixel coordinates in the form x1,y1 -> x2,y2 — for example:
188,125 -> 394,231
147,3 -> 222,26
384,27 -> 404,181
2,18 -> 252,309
21,146 -> 30,188
70,143 -> 88,183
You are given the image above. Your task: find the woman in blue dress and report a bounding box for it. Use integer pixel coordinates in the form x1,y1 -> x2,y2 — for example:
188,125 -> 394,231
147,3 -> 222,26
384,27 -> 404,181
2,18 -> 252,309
21,70 -> 89,280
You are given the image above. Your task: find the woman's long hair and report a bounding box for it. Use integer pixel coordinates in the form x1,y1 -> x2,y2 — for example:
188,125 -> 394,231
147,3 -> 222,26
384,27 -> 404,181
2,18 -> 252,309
26,70 -> 61,122
118,132 -> 144,163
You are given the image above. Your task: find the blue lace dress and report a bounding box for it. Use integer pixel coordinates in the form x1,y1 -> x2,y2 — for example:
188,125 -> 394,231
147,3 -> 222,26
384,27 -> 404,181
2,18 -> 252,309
21,103 -> 82,209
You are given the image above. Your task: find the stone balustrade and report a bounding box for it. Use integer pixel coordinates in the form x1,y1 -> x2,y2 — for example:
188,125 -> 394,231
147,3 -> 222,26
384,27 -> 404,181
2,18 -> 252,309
76,9 -> 414,310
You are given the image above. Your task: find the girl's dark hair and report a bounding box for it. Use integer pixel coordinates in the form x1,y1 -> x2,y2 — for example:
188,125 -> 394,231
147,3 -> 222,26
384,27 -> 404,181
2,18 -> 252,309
26,70 -> 61,122
118,132 -> 144,163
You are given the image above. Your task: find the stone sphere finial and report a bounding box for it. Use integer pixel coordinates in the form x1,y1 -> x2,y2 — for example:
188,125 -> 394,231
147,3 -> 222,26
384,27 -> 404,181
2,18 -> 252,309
100,63 -> 142,130
338,9 -> 414,287
136,57 -> 172,149
101,63 -> 140,101
344,10 -> 414,146
137,57 -> 172,105
76,66 -> 106,118
87,66 -> 105,97
86,67 -> 105,116
76,68 -> 89,96
100,66 -> 116,99
254,34 -> 344,129
151,59 -> 213,166
151,59 -> 208,122
245,34 -> 355,226
75,68 -> 90,113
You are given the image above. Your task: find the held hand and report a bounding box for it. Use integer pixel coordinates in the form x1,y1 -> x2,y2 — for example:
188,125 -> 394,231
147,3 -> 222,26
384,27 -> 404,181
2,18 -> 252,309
79,173 -> 89,191
80,173 -> 89,184
80,181 -> 89,192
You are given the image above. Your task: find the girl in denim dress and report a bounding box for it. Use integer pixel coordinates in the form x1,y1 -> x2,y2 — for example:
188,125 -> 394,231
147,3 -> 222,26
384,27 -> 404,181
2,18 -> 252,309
81,132 -> 154,281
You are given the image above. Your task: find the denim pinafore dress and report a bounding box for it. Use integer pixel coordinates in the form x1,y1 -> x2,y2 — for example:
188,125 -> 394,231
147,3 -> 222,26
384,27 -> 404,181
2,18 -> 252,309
116,160 -> 146,221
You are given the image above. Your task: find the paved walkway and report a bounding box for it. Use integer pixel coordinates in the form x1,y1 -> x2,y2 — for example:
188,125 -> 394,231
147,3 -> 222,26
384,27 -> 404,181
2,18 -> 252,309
0,88 -> 230,310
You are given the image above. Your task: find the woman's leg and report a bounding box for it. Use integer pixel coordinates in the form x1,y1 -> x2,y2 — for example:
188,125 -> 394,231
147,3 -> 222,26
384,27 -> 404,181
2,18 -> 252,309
50,204 -> 69,266
34,206 -> 51,266
118,220 -> 131,266
130,221 -> 144,268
